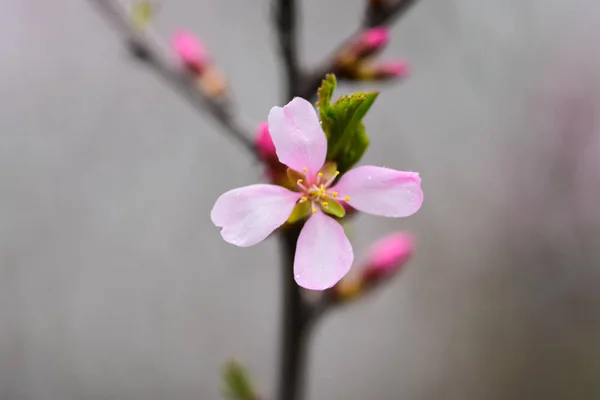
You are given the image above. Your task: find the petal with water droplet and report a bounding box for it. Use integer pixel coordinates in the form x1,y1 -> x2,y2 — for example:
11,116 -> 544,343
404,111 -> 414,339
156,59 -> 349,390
211,184 -> 300,247
332,166 -> 423,217
294,211 -> 354,290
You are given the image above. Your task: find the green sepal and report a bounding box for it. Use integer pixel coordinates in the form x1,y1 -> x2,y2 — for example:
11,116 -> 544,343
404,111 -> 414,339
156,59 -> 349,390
287,201 -> 311,224
318,161 -> 339,183
286,168 -> 305,185
322,199 -> 346,219
222,360 -> 258,400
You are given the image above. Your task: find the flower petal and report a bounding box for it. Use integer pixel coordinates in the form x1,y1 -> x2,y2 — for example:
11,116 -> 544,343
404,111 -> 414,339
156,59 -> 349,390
294,211 -> 354,290
267,97 -> 327,178
211,184 -> 300,247
333,166 -> 423,217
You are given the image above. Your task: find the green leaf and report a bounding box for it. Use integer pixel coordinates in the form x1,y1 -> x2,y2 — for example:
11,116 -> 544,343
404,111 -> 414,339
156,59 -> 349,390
322,199 -> 346,219
316,74 -> 336,139
336,121 -> 370,174
316,74 -> 336,115
222,360 -> 258,400
326,92 -> 378,174
315,74 -> 378,174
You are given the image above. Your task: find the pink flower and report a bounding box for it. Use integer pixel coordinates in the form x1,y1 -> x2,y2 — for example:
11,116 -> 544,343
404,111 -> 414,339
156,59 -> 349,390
211,98 -> 423,290
363,232 -> 414,281
170,30 -> 207,73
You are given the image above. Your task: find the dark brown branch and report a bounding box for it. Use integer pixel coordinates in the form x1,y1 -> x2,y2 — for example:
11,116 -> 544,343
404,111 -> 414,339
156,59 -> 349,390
364,0 -> 420,28
299,0 -> 421,100
277,225 -> 311,400
89,0 -> 257,156
273,0 -> 302,98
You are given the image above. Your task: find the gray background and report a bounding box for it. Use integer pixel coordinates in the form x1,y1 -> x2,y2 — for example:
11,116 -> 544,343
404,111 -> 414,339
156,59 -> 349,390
2,0 -> 600,399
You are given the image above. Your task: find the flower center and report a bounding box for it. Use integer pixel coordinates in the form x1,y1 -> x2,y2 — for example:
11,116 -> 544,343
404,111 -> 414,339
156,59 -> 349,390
295,167 -> 350,213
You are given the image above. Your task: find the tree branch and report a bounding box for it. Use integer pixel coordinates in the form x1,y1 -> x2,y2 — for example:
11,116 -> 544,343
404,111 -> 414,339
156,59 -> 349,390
89,0 -> 257,156
299,0 -> 421,100
273,0 -> 301,98
277,225 -> 311,400
364,0 -> 420,28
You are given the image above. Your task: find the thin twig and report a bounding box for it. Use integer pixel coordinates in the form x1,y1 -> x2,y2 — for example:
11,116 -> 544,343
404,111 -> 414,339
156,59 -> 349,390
89,0 -> 257,156
273,0 -> 302,98
299,0 -> 421,100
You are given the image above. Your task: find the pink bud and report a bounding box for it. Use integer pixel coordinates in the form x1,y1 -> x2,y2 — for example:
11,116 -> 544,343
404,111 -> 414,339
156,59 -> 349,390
171,30 -> 207,73
350,28 -> 390,60
374,60 -> 409,79
363,232 -> 414,281
255,122 -> 276,161
362,27 -> 390,50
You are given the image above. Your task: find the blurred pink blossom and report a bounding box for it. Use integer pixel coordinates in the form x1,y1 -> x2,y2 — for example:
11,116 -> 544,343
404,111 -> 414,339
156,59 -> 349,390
171,30 -> 207,73
363,232 -> 415,281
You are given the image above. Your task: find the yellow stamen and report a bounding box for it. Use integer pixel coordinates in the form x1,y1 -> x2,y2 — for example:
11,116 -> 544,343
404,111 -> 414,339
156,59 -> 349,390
344,196 -> 350,201
333,192 -> 338,198
323,193 -> 328,198
311,208 -> 317,213
318,172 -> 323,178
302,167 -> 307,172
322,202 -> 328,207
297,179 -> 303,183
301,196 -> 307,202
335,171 -> 340,175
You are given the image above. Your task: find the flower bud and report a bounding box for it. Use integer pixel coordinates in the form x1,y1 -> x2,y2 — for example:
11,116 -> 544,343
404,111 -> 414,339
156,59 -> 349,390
255,122 -> 277,161
355,59 -> 409,81
254,122 -> 291,187
373,60 -> 409,80
330,232 -> 414,302
358,27 -> 390,56
339,27 -> 390,65
362,232 -> 414,282
170,30 -> 208,74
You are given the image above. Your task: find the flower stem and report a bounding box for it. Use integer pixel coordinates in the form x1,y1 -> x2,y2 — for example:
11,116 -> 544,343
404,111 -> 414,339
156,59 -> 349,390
276,224 -> 310,400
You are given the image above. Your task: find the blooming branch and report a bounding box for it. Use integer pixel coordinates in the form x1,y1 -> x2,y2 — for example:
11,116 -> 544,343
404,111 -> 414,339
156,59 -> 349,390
91,1 -> 425,400
299,0 -> 421,99
89,0 -> 257,156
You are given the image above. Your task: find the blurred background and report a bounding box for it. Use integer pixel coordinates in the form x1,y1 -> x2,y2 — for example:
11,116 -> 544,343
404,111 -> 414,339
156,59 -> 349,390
2,0 -> 600,399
